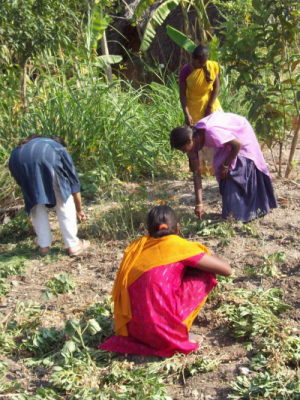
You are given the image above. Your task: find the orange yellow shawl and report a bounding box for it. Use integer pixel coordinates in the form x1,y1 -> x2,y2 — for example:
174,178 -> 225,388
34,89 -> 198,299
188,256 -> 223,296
112,234 -> 210,336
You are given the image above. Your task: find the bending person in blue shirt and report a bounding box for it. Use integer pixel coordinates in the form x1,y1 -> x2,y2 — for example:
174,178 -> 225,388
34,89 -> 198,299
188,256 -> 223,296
9,135 -> 90,256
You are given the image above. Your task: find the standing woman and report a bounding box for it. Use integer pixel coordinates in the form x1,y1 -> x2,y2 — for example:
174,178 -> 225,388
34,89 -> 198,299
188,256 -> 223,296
179,45 -> 222,174
179,44 -> 222,126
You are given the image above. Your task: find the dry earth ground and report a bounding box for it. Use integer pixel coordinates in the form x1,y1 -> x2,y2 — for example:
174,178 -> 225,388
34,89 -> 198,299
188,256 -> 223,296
0,158 -> 299,399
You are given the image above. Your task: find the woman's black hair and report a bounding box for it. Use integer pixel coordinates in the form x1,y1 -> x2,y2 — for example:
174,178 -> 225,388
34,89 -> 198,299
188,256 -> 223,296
192,45 -> 212,83
192,45 -> 209,60
170,126 -> 193,149
18,135 -> 67,147
147,205 -> 178,238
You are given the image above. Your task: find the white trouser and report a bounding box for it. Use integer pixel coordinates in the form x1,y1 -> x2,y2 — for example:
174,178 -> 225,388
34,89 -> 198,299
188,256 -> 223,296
30,178 -> 80,249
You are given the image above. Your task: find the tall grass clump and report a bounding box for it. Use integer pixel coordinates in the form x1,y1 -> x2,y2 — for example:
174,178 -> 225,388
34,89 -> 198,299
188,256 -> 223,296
0,55 -> 185,208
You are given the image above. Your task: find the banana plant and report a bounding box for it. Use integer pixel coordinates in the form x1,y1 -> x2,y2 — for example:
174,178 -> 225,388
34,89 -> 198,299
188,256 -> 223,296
87,1 -> 122,81
133,0 -> 212,52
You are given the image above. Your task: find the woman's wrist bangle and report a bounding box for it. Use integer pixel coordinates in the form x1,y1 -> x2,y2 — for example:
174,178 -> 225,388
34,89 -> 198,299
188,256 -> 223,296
195,203 -> 203,206
222,164 -> 229,169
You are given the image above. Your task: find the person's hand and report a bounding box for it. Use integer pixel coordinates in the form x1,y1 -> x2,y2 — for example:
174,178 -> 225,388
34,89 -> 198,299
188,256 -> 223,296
76,210 -> 85,222
204,105 -> 213,117
220,165 -> 230,179
194,204 -> 205,219
185,113 -> 193,126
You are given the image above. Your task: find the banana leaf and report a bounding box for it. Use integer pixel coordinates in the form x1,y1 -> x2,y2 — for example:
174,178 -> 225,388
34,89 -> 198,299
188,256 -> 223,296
166,25 -> 196,52
96,55 -> 123,69
133,0 -> 157,21
140,0 -> 180,51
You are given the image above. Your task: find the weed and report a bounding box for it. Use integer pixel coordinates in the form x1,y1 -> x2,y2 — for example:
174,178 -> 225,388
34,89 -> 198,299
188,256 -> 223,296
0,360 -> 24,394
0,279 -> 11,297
0,211 -> 33,243
83,299 -> 114,343
0,302 -> 42,355
229,369 -> 299,399
244,252 -> 287,278
184,357 -> 220,377
182,218 -> 236,240
45,273 -> 76,297
235,221 -> 261,239
257,331 -> 300,368
208,274 -> 234,302
84,190 -> 149,240
18,388 -> 62,399
260,252 -> 286,277
217,288 -> 290,339
21,327 -> 65,357
0,249 -> 28,297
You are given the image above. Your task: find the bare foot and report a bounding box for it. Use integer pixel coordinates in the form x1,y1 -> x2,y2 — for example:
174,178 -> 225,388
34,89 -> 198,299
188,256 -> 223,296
189,333 -> 203,345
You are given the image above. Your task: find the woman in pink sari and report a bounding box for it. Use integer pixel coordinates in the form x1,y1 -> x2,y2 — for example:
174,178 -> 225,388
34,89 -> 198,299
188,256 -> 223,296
100,205 -> 231,357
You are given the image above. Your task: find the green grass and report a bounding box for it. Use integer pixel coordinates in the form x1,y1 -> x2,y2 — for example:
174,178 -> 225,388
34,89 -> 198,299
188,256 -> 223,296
0,61 -> 185,210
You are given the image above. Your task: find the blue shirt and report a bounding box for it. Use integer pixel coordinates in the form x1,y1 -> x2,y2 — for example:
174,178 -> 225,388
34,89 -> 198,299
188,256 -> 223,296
9,137 -> 81,214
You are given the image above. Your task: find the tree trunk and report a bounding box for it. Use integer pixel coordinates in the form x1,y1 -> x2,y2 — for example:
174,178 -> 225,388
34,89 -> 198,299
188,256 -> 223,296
278,142 -> 283,177
285,115 -> 300,178
100,32 -> 112,82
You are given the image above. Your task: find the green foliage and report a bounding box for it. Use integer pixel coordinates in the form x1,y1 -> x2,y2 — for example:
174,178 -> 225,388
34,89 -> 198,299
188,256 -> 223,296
133,0 -> 158,21
135,0 -> 212,51
259,333 -> 300,369
260,252 -> 286,277
90,4 -> 111,49
229,369 -> 300,399
245,252 -> 286,278
218,71 -> 249,115
217,288 -> 290,339
45,273 -> 76,297
82,185 -> 150,240
183,218 -> 235,242
0,246 -> 30,297
0,302 -> 42,355
137,0 -> 180,51
0,212 -> 33,243
0,70 -> 183,204
84,300 -> 114,341
215,0 -> 300,175
182,217 -> 260,246
0,0 -> 82,66
21,327 -> 65,357
0,360 -> 24,394
184,357 -> 220,376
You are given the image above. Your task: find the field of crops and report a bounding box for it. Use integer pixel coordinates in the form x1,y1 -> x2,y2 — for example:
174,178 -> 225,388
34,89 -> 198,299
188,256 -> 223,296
0,172 -> 299,399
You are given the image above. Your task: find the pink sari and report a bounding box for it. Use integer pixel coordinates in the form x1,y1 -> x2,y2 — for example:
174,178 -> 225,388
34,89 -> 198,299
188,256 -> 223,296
100,254 -> 217,357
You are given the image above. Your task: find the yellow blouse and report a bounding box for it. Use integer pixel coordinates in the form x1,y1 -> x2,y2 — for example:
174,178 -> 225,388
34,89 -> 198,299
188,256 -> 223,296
186,60 -> 221,122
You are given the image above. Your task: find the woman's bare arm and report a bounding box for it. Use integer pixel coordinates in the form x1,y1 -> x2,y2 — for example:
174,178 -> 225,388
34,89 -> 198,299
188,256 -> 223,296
189,157 -> 205,218
205,74 -> 220,116
220,139 -> 242,179
195,253 -> 232,276
72,192 -> 85,222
